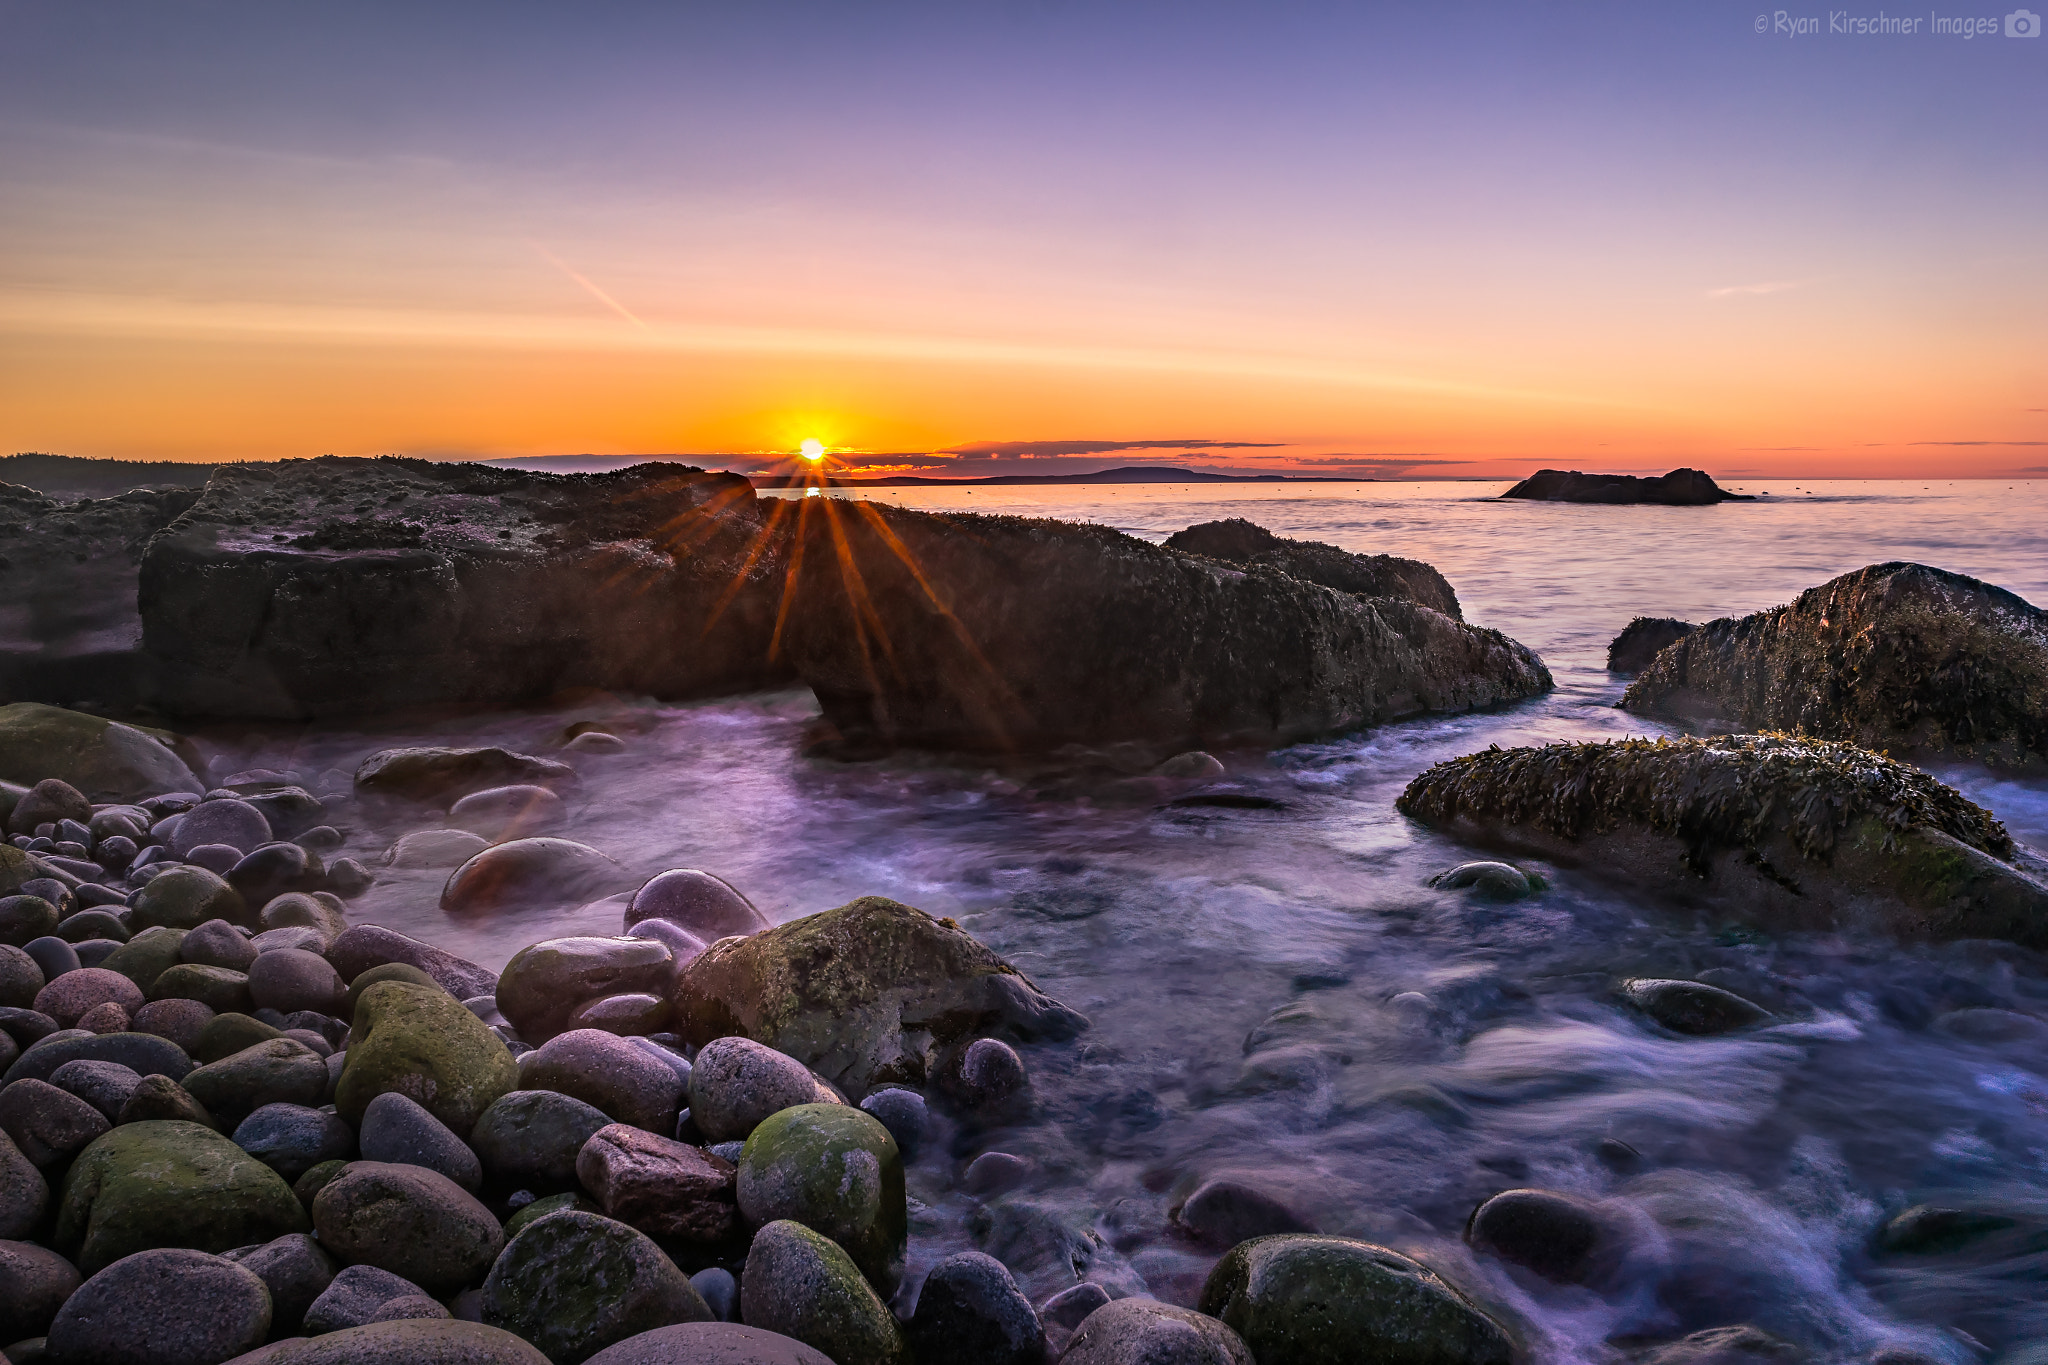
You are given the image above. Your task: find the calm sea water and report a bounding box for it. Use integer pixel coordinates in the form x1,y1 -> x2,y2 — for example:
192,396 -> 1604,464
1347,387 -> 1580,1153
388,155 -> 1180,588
203,479 -> 2048,1363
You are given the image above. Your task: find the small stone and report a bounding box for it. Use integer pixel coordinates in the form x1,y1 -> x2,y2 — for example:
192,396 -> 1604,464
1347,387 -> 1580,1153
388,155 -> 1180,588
566,993 -> 672,1037
1621,979 -> 1773,1036
447,785 -> 567,841
194,1012 -> 282,1063
187,844 -> 244,875
370,1293 -> 453,1324
470,1089 -> 613,1187
1430,862 -> 1538,899
1172,1177 -> 1315,1246
181,918 -> 258,972
327,925 -> 497,1005
44,1246 -> 272,1365
0,1130 -> 50,1239
624,869 -> 770,943
943,1037 -> 1028,1112
480,1209 -> 712,1364
230,842 -> 316,906
1879,1204 -> 2019,1255
130,867 -> 245,933
858,1089 -> 928,1161
908,1250 -> 1045,1365
9,780 -> 90,838
1061,1298 -> 1253,1365
148,963 -> 254,1015
53,909 -> 129,944
222,1232 -> 336,1336
170,799 -> 272,860
20,937 -> 77,984
48,1058 -> 143,1122
354,745 -> 576,802
1041,1282 -> 1112,1330
360,1091 -> 483,1191
304,1263 -> 433,1335
519,1028 -> 685,1134
441,838 -> 629,916
963,1152 -> 1032,1196
249,949 -> 346,1017
1154,750 -> 1227,780
74,1000 -> 132,1034
0,1237 -> 79,1343
6,1029 -> 192,1085
294,1158 -> 349,1209
182,1037 -> 327,1124
575,1123 -> 737,1242
244,789 -> 326,842
233,1103 -> 356,1181
325,857 -> 374,897
0,1076 -> 110,1166
117,1073 -> 218,1129
99,926 -> 188,994
294,826 -> 345,854
1466,1188 -> 1603,1283
311,1161 -> 504,1295
689,1267 -> 737,1323
0,1007 -> 59,1050
503,1190 -> 595,1238
284,1027 -> 334,1057
33,966 -> 142,1028
563,731 -> 627,755
688,1036 -> 839,1143
384,828 -> 490,870
739,1220 -> 907,1365
258,893 -> 349,944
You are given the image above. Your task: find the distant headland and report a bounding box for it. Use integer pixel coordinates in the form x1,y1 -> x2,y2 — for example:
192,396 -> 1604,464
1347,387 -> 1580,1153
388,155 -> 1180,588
749,465 -> 1375,489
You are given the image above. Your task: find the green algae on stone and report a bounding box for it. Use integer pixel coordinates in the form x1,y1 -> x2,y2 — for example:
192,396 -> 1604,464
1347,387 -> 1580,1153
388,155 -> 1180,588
98,927 -> 187,993
738,1103 -> 906,1293
503,1191 -> 601,1239
344,962 -> 442,1018
739,1219 -> 908,1365
147,963 -> 252,1014
480,1209 -> 711,1364
0,702 -> 202,800
54,1119 -> 308,1274
1199,1234 -> 1514,1365
181,1037 -> 328,1121
337,980 -> 517,1137
130,867 -> 247,932
194,1012 -> 284,1063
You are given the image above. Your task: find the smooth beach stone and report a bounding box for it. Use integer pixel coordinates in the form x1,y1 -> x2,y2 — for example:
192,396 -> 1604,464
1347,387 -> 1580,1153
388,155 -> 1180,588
737,1104 -> 905,1293
45,1247 -> 272,1365
230,843 -> 317,906
689,1036 -> 839,1143
0,896 -> 60,947
963,1152 -> 1033,1196
625,1037 -> 691,1088
53,908 -> 129,944
574,1123 -> 737,1242
223,1232 -> 337,1336
118,1072 -> 218,1129
943,1037 -> 1028,1112
0,946 -> 42,1010
359,1091 -> 482,1191
1620,979 -> 1774,1036
441,838 -> 632,916
624,870 -> 770,944
624,918 -> 707,964
367,1294 -> 452,1325
354,746 -> 576,802
0,1131 -> 49,1238
469,1090 -> 610,1185
325,858 -> 375,899
245,789 -> 326,843
33,966 -> 142,1028
740,1220 -> 908,1365
219,1319 -> 552,1363
304,1263 -> 433,1335
582,1323 -> 835,1365
1199,1234 -> 1514,1365
496,937 -> 674,1045
283,1028 -> 334,1058
21,938 -> 77,986
1172,1177 -> 1316,1247
1060,1298 -> 1254,1365
249,950 -> 346,1017
100,927 -> 189,994
518,1028 -> 684,1134
336,981 -> 517,1138
563,731 -> 627,755
4,1029 -> 193,1086
481,1209 -> 712,1364
384,828 -> 491,871
8,780 -> 91,837
73,1002 -> 129,1035
170,800 -> 273,861
188,844 -> 246,876
258,893 -> 349,943
183,918 -> 259,971
183,1039 -> 328,1122
131,867 -> 246,932
234,1103 -> 355,1181
0,1078 -> 110,1166
908,1250 -> 1045,1365
55,1120 -> 309,1274
293,1159 -> 349,1209
326,926 -> 496,1003
690,1268 -> 737,1323
343,964 -> 441,1018
1430,862 -> 1538,899
566,993 -> 672,1038
0,1007 -> 58,1050
149,963 -> 254,1015
196,1014 -> 284,1063
1042,1282 -> 1113,1331
1466,1189 -> 1603,1283
503,1191 -> 598,1239
0,1239 -> 79,1342
313,1161 -> 504,1295
72,940 -> 125,971
447,785 -> 567,841
252,926 -> 334,958
48,1058 -> 143,1123
294,827 -> 345,855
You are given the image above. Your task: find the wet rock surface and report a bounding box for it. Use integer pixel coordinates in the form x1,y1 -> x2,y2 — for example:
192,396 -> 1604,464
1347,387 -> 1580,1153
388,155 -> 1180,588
1164,518 -> 1464,619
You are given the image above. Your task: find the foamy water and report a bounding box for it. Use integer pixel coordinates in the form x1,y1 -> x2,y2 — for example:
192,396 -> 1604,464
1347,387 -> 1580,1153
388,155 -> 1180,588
199,479 -> 2048,1362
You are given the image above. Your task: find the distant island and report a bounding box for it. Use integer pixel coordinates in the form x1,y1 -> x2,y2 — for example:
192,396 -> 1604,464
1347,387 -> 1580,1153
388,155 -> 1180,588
1500,467 -> 1750,505
751,464 -> 1375,489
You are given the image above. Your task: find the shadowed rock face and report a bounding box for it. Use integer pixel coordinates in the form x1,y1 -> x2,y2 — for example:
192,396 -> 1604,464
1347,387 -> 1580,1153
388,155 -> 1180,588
1621,563 -> 2048,767
778,501 -> 1549,753
1398,734 -> 2048,947
138,457 -> 793,719
1164,518 -> 1463,620
1501,469 -> 1748,504
1608,617 -> 1695,673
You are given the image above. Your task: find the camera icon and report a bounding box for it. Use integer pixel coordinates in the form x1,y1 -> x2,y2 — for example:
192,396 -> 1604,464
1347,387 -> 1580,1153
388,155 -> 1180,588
2009,7 -> 2043,35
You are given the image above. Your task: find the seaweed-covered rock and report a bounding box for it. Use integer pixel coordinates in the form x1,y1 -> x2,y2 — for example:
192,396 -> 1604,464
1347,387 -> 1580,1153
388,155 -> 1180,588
139,458 -> 791,719
1164,519 -> 1462,619
480,1210 -> 712,1365
311,1161 -> 503,1295
55,1120 -> 309,1274
0,703 -> 201,800
1199,1234 -> 1513,1365
336,980 -> 517,1137
1621,563 -> 2048,766
182,1038 -> 329,1123
737,1105 -> 904,1292
131,867 -> 247,932
1397,735 -> 2048,947
740,1220 -> 907,1365
777,500 -> 1547,752
673,896 -> 1085,1096
1608,618 -> 1694,673
1501,468 -> 1747,505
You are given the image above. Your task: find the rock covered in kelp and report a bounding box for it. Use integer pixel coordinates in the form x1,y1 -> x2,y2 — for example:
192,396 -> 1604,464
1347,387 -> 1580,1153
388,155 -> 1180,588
139,456 -> 794,719
1622,563 -> 2048,766
1164,518 -> 1464,619
1501,468 -> 1748,504
1608,617 -> 1695,673
777,499 -> 1548,752
1397,734 -> 2048,946
672,896 -> 1087,1096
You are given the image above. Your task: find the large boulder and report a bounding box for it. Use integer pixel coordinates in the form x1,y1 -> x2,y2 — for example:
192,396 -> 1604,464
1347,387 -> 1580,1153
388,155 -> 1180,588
672,896 -> 1085,1097
1499,468 -> 1747,504
138,457 -> 792,719
1164,519 -> 1462,619
336,980 -> 518,1137
0,702 -> 201,798
54,1119 -> 309,1274
1396,734 -> 2048,946
775,500 -> 1548,751
1621,563 -> 2048,767
1199,1234 -> 1514,1365
45,1246 -> 273,1365
480,1210 -> 713,1364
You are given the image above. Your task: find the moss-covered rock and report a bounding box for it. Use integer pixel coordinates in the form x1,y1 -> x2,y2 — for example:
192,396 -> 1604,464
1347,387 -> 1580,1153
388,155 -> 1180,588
1621,563 -> 2048,767
195,1012 -> 284,1063
148,963 -> 253,1014
344,962 -> 441,1018
99,927 -> 187,993
480,1210 -> 711,1364
0,702 -> 201,800
54,1119 -> 308,1274
739,1219 -> 908,1365
1397,734 -> 2048,946
673,896 -> 1085,1096
1200,1234 -> 1513,1365
337,980 -> 517,1137
738,1104 -> 904,1293
131,867 -> 247,932
0,846 -> 44,899
181,1037 -> 329,1122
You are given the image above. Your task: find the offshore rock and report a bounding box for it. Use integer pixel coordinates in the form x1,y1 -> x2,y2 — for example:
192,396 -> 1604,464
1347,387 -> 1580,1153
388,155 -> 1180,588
138,456 -> 792,720
1608,617 -> 1695,673
776,501 -> 1548,752
1621,563 -> 2048,767
672,896 -> 1087,1097
1164,518 -> 1463,619
1397,734 -> 2048,946
1500,468 -> 1748,505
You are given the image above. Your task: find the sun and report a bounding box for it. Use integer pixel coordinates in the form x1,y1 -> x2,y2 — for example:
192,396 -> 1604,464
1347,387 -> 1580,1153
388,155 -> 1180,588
799,438 -> 826,462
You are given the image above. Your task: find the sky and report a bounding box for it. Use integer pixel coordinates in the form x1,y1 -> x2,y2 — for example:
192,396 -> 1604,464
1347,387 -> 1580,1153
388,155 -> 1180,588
0,0 -> 2043,480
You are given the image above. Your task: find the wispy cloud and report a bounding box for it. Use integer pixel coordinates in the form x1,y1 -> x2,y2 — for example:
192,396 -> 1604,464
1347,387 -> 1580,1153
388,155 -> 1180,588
1908,440 -> 2048,447
1740,446 -> 1821,451
1707,281 -> 1804,298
